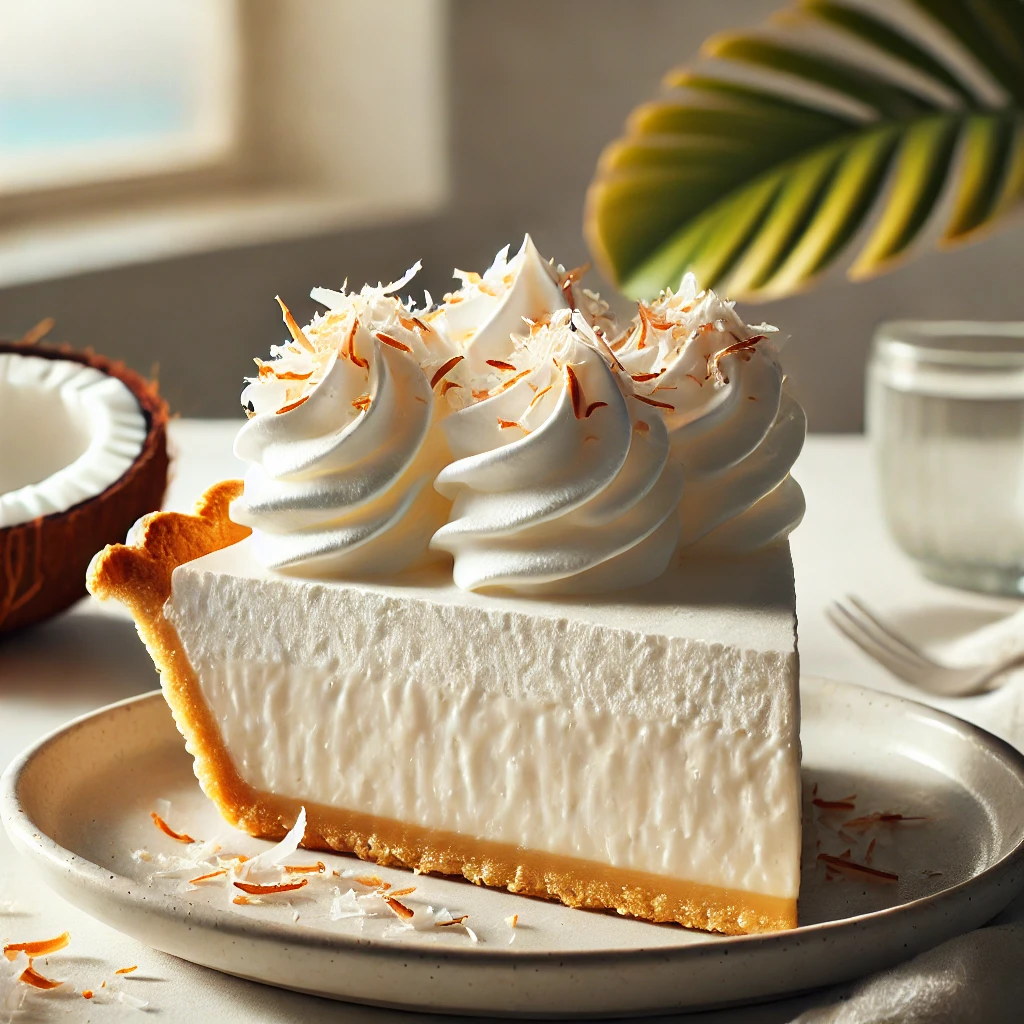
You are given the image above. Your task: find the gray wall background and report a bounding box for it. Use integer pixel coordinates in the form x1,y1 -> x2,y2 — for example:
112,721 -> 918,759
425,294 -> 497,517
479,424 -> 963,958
2,0 -> 1022,431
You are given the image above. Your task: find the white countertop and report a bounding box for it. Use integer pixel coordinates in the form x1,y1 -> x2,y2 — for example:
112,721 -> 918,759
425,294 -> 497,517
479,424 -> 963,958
1,421 -> 1019,1022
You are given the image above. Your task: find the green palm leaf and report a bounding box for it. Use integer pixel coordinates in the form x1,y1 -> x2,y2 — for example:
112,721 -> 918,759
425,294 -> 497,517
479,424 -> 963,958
585,0 -> 1024,300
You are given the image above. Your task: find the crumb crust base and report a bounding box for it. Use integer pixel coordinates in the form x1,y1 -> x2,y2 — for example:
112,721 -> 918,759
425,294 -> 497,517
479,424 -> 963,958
87,481 -> 797,936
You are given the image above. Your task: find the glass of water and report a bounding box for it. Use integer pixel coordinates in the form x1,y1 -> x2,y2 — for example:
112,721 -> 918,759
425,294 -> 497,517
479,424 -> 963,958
868,321 -> 1024,595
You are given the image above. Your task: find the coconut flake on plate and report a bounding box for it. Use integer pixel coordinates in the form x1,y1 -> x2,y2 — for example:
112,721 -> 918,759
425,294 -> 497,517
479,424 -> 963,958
235,807 -> 306,882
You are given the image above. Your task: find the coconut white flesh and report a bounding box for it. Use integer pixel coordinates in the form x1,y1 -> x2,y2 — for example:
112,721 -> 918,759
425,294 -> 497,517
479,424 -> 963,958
0,353 -> 147,529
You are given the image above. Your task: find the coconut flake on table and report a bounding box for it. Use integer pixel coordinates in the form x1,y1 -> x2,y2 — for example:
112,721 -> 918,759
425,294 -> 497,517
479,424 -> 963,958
87,980 -> 149,1011
0,950 -> 30,1018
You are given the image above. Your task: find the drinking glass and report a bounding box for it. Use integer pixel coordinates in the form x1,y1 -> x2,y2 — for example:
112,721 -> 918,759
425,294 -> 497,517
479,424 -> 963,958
867,321 -> 1024,595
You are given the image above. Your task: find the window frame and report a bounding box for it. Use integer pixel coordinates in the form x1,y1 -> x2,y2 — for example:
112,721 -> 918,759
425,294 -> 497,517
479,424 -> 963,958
0,0 -> 449,288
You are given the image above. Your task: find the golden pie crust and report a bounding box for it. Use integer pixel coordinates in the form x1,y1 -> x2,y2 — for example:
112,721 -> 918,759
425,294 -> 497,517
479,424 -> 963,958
87,480 -> 797,935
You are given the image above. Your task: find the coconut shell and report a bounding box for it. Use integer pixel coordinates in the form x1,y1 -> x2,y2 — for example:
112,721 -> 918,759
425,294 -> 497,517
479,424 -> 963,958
0,338 -> 169,636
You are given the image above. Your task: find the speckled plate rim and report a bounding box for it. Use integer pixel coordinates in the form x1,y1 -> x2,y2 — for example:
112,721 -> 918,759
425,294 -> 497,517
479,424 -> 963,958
4,676 -> 1024,1018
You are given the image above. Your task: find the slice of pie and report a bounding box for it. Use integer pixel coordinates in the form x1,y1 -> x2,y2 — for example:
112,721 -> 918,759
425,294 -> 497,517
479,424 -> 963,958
88,482 -> 800,934
87,240 -> 805,934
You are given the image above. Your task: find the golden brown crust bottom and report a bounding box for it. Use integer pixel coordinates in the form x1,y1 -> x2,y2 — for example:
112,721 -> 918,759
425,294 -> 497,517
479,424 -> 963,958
87,483 -> 796,935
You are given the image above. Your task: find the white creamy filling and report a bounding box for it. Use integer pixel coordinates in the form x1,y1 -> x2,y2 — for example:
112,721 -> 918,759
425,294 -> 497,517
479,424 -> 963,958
166,540 -> 801,899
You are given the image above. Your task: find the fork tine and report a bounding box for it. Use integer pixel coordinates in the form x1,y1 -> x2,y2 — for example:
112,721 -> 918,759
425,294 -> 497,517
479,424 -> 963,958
835,598 -> 933,668
827,602 -> 932,683
845,595 -> 932,663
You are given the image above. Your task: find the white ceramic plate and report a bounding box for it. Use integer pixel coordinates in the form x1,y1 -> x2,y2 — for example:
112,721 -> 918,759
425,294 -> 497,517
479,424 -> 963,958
3,676 -> 1024,1018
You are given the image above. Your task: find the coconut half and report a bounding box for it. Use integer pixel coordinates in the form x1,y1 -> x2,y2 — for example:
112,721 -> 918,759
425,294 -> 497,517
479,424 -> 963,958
0,336 -> 169,635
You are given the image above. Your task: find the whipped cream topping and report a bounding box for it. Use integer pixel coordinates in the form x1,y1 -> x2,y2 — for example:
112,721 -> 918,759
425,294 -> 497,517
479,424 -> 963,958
443,234 -> 613,377
230,268 -> 458,577
612,273 -> 805,552
432,311 -> 685,593
230,246 -> 804,590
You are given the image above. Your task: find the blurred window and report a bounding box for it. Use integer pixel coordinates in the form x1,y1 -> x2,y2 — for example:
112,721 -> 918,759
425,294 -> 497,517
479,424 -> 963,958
0,0 -> 239,194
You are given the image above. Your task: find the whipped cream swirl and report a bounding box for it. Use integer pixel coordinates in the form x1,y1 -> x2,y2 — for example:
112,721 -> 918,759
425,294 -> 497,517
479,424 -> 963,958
613,273 -> 805,552
443,234 -> 613,377
231,268 -> 458,577
431,311 -> 685,593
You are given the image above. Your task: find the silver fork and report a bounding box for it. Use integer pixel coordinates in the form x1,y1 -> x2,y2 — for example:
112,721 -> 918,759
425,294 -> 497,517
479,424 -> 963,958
826,595 -> 1024,697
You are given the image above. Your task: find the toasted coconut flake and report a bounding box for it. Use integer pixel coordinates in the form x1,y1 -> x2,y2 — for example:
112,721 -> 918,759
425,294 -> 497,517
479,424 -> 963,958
843,811 -> 929,832
558,262 -> 589,309
351,394 -> 372,412
486,359 -> 518,372
276,395 -> 310,415
344,318 -> 369,370
635,303 -> 673,349
4,932 -> 70,958
817,853 -> 897,883
430,355 -> 464,389
115,966 -> 138,975
495,368 -> 532,394
634,420 -> 650,435
440,381 -> 462,397
20,966 -> 62,990
866,838 -> 877,863
385,897 -> 414,920
276,296 -> 314,353
435,915 -> 469,929
233,878 -> 308,896
565,365 -> 584,419
813,797 -> 857,811
631,394 -> 675,411
497,418 -> 527,432
389,886 -> 417,898
18,317 -> 56,345
506,914 -> 518,929
528,385 -> 552,409
584,401 -> 607,418
398,315 -> 431,334
524,312 -> 552,336
83,989 -> 94,999
149,812 -> 195,844
630,371 -> 663,383
352,874 -> 385,889
375,332 -> 412,353
284,861 -> 326,875
708,335 -> 765,384
188,869 -> 227,885
232,895 -> 253,905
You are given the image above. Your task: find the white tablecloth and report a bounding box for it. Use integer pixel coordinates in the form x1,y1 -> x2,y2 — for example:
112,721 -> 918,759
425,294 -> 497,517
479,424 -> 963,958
1,421 -> 1021,1022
